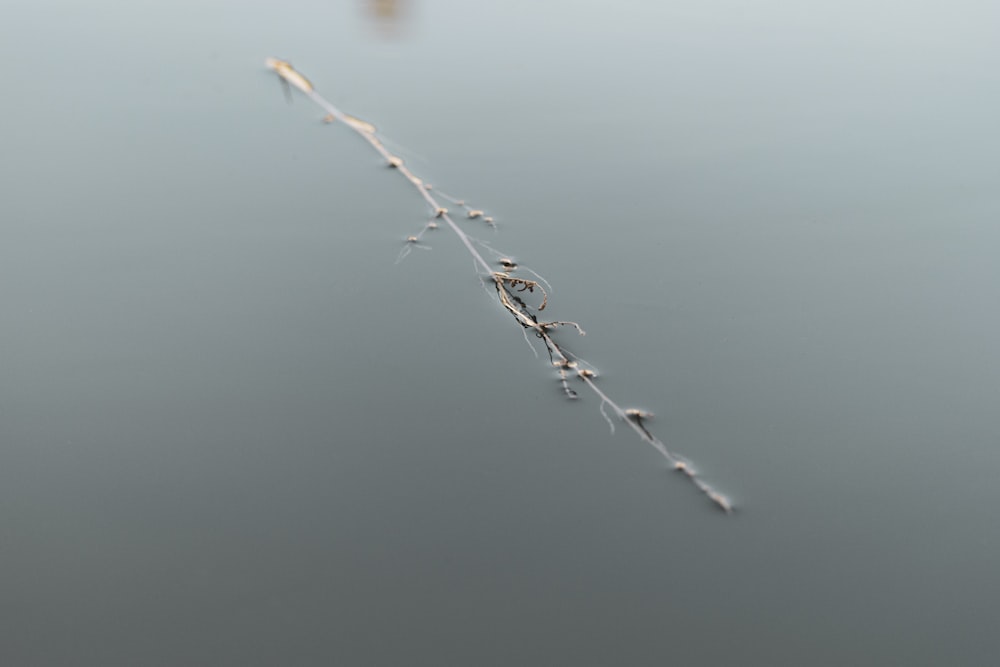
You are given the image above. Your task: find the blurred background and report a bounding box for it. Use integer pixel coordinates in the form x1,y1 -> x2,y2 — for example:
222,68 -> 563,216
2,1 -> 998,665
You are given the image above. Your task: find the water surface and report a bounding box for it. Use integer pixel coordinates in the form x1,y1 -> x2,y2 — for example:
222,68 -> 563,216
2,1 -> 999,665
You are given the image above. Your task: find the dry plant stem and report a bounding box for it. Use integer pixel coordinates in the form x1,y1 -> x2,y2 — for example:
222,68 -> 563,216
267,59 -> 732,513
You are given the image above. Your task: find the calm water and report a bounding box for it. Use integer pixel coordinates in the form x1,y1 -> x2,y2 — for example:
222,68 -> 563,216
3,1 -> 999,664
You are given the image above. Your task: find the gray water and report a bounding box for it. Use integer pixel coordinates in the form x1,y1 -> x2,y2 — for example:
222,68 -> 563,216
3,1 -> 999,665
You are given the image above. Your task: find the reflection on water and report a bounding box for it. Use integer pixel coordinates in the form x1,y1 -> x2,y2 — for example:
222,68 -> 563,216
364,0 -> 410,37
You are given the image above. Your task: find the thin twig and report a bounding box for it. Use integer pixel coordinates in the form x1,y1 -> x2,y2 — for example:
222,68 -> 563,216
265,58 -> 732,513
